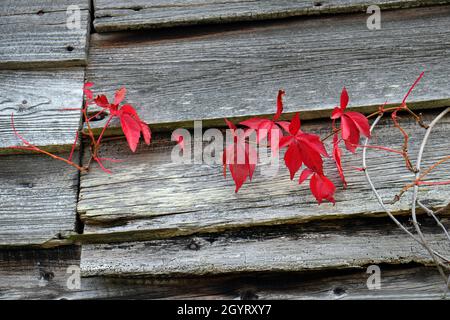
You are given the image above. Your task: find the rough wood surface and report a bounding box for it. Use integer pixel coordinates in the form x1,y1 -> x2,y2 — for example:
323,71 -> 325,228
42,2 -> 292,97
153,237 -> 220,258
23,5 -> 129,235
80,217 -> 450,277
0,68 -> 84,151
0,246 -> 446,299
93,0 -> 450,32
0,152 -> 80,247
0,0 -> 89,15
87,6 -> 450,134
76,112 -> 450,243
0,1 -> 90,68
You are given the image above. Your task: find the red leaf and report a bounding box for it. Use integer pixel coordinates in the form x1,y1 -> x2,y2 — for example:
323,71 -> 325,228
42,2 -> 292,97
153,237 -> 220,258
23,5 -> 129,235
298,168 -> 313,185
119,104 -> 150,152
114,87 -> 127,106
280,113 -> 327,177
289,113 -> 301,135
273,89 -> 285,121
332,134 -> 347,188
331,107 -> 342,119
240,117 -> 265,130
340,87 -> 349,109
223,130 -> 257,192
345,111 -> 371,138
94,95 -> 110,108
284,141 -> 302,180
310,173 -> 336,205
83,82 -> 94,100
140,121 -> 151,145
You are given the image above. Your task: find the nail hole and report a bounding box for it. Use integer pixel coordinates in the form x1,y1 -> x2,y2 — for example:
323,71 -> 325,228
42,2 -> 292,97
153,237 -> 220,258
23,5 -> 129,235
66,45 -> 74,52
19,182 -> 34,188
22,100 -> 27,104
39,270 -> 54,281
37,10 -> 45,16
333,287 -> 346,295
240,290 -> 259,300
187,239 -> 200,251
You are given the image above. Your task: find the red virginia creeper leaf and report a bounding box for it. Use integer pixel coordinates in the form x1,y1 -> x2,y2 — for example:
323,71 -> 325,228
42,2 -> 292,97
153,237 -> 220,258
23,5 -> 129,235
114,87 -> 127,106
298,168 -> 313,185
273,89 -> 285,121
119,104 -> 151,152
332,134 -> 347,188
310,173 -> 336,205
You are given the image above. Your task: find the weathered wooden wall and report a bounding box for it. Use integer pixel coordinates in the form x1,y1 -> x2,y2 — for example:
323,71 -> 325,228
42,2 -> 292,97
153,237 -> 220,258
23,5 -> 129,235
0,0 -> 449,299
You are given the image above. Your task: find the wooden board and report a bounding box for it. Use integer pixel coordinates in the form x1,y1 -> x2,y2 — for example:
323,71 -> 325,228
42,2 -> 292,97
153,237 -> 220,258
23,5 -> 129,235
0,246 -> 446,299
93,0 -> 450,32
80,217 -> 450,277
0,1 -> 90,68
0,152 -> 80,247
0,0 -> 89,15
76,112 -> 450,243
0,68 -> 84,152
86,6 -> 450,135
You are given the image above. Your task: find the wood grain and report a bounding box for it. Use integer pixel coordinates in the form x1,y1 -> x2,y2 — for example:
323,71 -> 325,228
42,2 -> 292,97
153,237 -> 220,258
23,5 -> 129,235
76,112 -> 450,243
0,1 -> 90,68
0,0 -> 89,15
0,152 -> 80,247
93,0 -> 450,32
0,246 -> 446,299
80,217 -> 450,277
0,68 -> 84,151
87,6 -> 450,135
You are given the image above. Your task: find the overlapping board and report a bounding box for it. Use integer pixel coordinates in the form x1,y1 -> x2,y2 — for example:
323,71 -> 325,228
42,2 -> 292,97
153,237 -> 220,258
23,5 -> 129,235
76,112 -> 450,243
0,0 -> 90,68
80,217 -> 450,277
0,246 -> 445,299
0,69 -> 85,151
86,6 -> 450,135
93,0 -> 450,32
0,152 -> 80,247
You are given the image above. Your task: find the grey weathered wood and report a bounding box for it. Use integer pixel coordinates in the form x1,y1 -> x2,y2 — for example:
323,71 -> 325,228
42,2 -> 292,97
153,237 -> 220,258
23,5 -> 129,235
0,68 -> 84,151
80,217 -> 450,277
0,0 -> 89,15
0,2 -> 90,68
0,247 -> 446,299
87,6 -> 450,135
76,112 -> 450,243
0,246 -> 81,299
0,152 -> 80,247
93,0 -> 450,32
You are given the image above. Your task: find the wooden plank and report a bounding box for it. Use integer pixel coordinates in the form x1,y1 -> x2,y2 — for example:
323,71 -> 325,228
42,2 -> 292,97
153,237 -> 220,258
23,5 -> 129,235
0,247 -> 445,299
0,246 -> 81,299
0,68 -> 84,151
86,6 -> 450,135
93,0 -> 450,32
80,217 -> 450,277
0,2 -> 90,68
0,0 -> 89,15
75,112 -> 450,243
0,152 -> 80,247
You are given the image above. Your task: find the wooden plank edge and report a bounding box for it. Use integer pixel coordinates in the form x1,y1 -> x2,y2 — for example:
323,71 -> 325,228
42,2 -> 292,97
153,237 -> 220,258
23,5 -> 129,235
93,0 -> 450,32
0,8 -> 92,70
84,100 -> 450,138
71,207 -> 447,245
